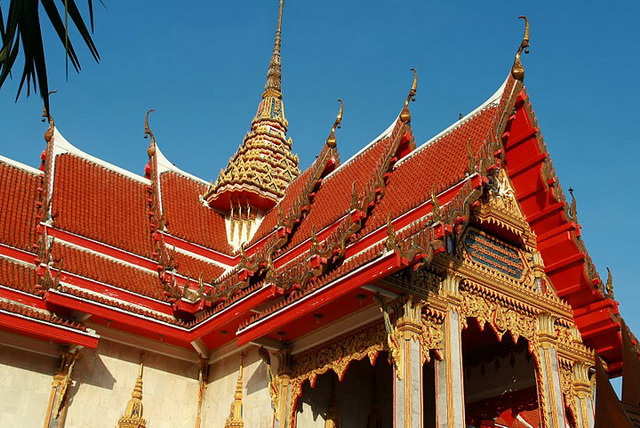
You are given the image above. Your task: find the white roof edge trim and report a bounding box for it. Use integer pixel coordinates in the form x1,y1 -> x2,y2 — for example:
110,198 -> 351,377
155,144 -> 209,185
323,116 -> 399,180
396,76 -> 508,167
51,127 -> 149,184
0,154 -> 42,175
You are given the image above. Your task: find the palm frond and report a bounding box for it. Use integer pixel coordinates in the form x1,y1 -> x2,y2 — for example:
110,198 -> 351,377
0,0 -> 100,115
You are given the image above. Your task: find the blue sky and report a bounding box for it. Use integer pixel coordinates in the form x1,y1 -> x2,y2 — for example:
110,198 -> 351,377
1,1 -> 639,356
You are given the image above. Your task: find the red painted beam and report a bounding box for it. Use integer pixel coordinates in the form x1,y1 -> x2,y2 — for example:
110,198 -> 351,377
53,270 -> 173,314
193,284 -> 278,338
236,253 -> 398,346
44,290 -> 190,341
525,201 -> 565,225
536,223 -> 578,244
507,153 -> 547,179
0,309 -> 99,348
544,252 -> 586,275
0,286 -> 47,309
0,243 -> 35,264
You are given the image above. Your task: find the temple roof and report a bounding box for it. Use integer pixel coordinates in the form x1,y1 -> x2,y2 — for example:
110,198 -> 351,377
0,15 -> 632,373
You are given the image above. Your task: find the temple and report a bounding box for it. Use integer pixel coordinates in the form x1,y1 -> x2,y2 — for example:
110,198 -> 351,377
0,3 -> 638,427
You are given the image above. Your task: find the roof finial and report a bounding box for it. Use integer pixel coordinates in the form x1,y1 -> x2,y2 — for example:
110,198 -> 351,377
325,100 -> 344,148
263,0 -> 285,99
511,16 -> 530,81
42,90 -> 57,143
400,68 -> 418,124
605,267 -> 614,297
144,109 -> 157,157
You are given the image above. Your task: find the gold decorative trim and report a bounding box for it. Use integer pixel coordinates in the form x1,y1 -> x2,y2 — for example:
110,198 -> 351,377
117,354 -> 146,428
511,16 -> 530,80
225,353 -> 245,428
43,349 -> 79,428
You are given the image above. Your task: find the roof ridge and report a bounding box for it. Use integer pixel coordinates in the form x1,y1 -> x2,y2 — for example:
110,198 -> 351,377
396,76 -> 507,167
0,154 -> 42,175
51,127 -> 149,184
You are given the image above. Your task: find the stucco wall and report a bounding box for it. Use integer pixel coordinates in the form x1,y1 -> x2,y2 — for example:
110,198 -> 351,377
0,344 -> 57,427
66,339 -> 200,428
202,346 -> 273,427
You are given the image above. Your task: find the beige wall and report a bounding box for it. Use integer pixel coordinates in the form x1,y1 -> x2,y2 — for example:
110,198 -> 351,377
202,346 -> 274,428
0,344 -> 57,427
0,340 -> 281,427
66,339 -> 200,428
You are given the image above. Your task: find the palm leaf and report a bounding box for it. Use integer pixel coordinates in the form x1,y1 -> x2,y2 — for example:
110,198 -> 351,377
0,0 -> 101,115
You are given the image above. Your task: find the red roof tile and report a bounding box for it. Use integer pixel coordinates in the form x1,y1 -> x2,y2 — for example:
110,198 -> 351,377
51,242 -> 166,300
0,161 -> 40,252
360,105 -> 500,236
282,130 -> 396,251
160,172 -> 233,255
170,250 -> 227,282
52,154 -> 154,258
250,145 -> 339,246
0,257 -> 38,294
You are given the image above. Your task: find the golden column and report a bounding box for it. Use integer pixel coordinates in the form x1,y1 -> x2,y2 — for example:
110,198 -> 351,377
379,295 -> 425,428
535,312 -> 568,427
273,348 -> 293,428
572,361 -> 595,428
434,274 -> 465,428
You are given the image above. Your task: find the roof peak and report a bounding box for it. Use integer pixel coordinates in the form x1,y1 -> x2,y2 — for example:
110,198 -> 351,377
263,0 -> 284,99
205,0 -> 299,213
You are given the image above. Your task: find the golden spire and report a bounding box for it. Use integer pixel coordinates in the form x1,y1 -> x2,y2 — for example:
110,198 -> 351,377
511,16 -> 530,81
144,109 -> 156,157
326,100 -> 344,148
117,354 -> 146,428
225,354 -> 245,428
205,0 -> 299,214
263,0 -> 284,99
399,68 -> 418,124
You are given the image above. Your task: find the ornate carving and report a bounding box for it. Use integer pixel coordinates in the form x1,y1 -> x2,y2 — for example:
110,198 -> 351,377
458,282 -> 537,344
474,168 -> 534,246
206,0 -> 299,209
325,100 -> 343,148
44,350 -> 79,427
290,322 -> 387,398
225,354 -> 245,428
117,354 -> 146,428
511,16 -> 530,81
399,68 -> 417,124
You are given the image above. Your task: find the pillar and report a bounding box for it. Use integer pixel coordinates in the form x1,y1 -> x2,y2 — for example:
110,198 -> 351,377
435,309 -> 465,428
392,298 -> 424,428
572,361 -> 595,428
535,313 -> 568,427
434,273 -> 465,428
273,348 -> 293,428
